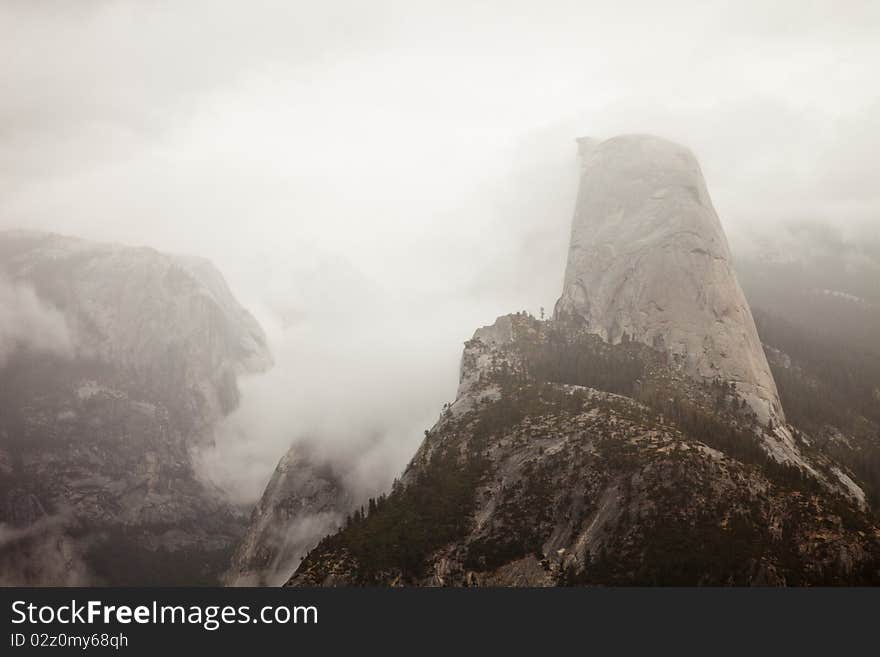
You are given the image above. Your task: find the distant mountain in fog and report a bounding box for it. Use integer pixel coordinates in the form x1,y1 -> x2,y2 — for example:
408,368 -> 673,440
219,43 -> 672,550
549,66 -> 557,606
736,223 -> 880,356
226,444 -> 353,586
734,224 -> 880,508
0,231 -> 271,584
3,150 -> 878,588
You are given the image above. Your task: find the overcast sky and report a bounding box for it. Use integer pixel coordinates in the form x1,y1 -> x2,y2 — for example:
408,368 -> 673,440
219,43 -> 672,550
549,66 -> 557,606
2,1 -> 879,501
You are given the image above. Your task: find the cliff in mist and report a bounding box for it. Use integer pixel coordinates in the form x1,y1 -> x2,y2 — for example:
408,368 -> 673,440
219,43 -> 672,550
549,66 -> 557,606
226,445 -> 353,586
285,136 -> 880,587
556,135 -> 782,426
0,230 -> 271,584
736,227 -> 880,521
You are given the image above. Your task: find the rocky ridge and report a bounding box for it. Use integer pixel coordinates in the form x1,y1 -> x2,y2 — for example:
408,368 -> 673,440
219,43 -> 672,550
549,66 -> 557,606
226,445 -> 353,586
285,136 -> 879,587
0,230 -> 271,584
556,135 -> 782,426
289,313 -> 880,586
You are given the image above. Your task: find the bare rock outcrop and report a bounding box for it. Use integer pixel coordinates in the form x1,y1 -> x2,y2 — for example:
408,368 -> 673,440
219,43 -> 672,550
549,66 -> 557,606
555,135 -> 782,425
226,446 -> 352,586
286,138 -> 879,587
289,314 -> 880,586
0,230 -> 271,584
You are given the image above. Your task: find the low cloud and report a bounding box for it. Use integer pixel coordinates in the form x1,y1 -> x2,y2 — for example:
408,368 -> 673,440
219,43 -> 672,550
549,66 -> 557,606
0,277 -> 74,367
3,1 -> 880,569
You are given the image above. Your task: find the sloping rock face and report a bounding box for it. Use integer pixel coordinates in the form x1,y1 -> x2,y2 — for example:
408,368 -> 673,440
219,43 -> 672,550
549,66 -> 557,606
555,135 -> 782,425
0,230 -> 271,584
289,314 -> 880,586
226,446 -> 352,586
286,138 -> 879,587
0,230 -> 271,419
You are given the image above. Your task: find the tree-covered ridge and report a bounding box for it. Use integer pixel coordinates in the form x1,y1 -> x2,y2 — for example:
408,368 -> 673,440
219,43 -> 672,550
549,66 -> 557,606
288,314 -> 880,587
754,309 -> 880,511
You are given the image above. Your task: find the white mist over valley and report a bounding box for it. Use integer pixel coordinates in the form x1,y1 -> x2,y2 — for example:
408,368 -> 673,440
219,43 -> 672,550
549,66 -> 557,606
1,1 -> 879,586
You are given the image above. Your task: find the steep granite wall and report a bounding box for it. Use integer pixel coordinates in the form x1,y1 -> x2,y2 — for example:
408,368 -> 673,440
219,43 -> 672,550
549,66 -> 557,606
555,135 -> 783,424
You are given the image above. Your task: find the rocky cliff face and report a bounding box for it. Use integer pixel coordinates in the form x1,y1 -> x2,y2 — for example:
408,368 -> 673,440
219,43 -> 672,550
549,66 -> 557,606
0,230 -> 271,584
556,136 -> 782,426
0,230 -> 271,418
226,446 -> 353,586
289,314 -> 880,586
286,137 -> 880,587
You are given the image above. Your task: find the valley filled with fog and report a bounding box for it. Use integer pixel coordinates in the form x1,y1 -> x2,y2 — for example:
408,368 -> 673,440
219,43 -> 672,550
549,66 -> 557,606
1,1 -> 878,586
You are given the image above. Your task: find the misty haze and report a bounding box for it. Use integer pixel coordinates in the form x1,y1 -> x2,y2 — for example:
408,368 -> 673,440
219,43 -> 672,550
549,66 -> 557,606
1,2 -> 879,587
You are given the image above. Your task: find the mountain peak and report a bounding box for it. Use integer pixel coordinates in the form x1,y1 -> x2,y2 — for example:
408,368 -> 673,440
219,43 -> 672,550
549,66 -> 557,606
556,135 -> 783,425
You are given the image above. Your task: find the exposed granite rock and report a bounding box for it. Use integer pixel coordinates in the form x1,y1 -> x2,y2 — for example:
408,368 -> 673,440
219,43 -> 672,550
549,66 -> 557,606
287,138 -> 878,587
0,230 -> 271,584
0,230 -> 271,420
555,135 -> 782,426
289,314 -> 880,586
226,446 -> 353,586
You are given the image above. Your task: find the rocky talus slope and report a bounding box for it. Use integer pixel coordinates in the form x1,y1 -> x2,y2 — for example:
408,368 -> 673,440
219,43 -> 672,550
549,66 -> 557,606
0,230 -> 271,584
